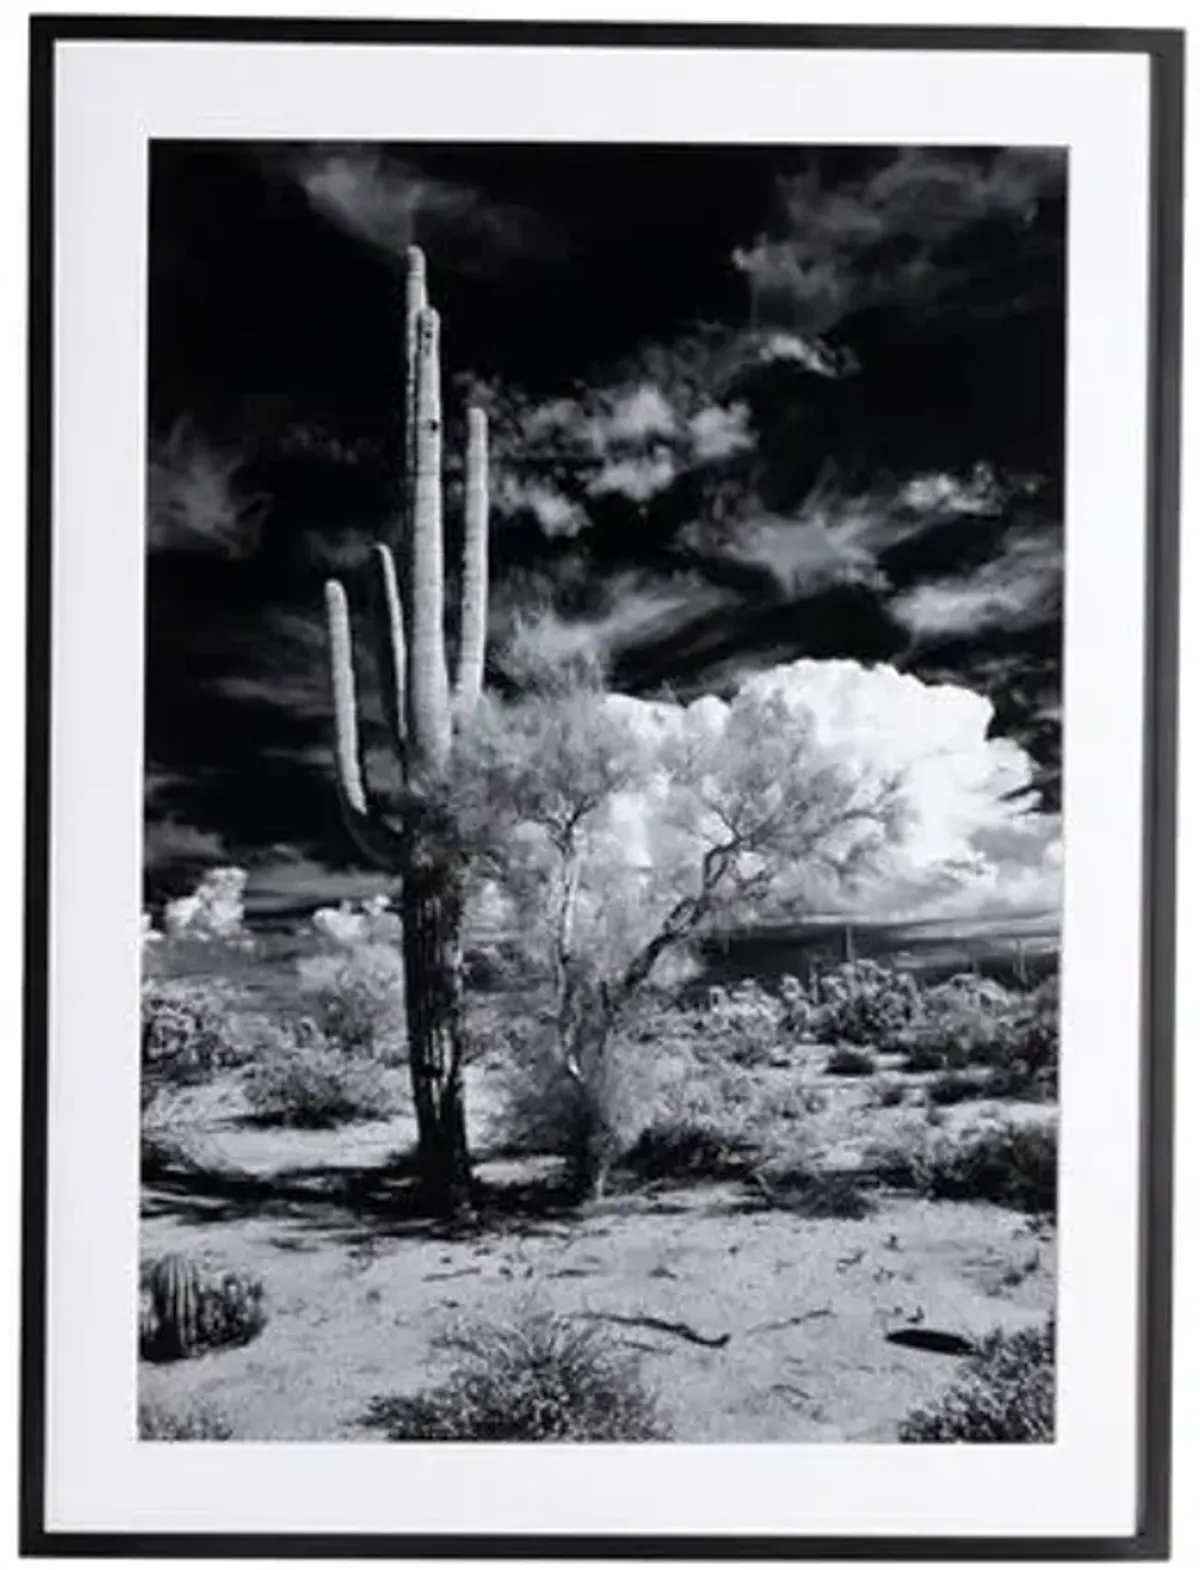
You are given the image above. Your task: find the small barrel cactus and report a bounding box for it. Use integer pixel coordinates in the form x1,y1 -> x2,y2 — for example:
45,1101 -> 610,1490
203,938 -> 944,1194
140,1253 -> 267,1362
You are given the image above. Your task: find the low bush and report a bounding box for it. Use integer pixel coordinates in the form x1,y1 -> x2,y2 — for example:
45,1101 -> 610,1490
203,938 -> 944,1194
621,1118 -> 759,1185
897,1030 -> 970,1073
497,1023 -> 639,1162
700,981 -> 787,1066
825,1044 -> 877,1077
804,960 -> 925,1047
868,1077 -> 908,1109
140,1084 -> 214,1179
926,1070 -> 988,1106
749,1157 -> 876,1219
895,973 -> 1058,1099
141,977 -> 246,1105
494,1011 -> 707,1194
242,1027 -> 401,1128
866,1117 -> 1057,1215
296,941 -> 407,1059
363,1311 -> 668,1441
898,1319 -> 1055,1442
138,1395 -> 235,1441
926,1120 -> 1057,1213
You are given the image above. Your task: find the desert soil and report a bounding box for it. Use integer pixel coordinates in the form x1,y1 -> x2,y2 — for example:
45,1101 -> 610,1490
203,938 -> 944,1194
140,1061 -> 1055,1443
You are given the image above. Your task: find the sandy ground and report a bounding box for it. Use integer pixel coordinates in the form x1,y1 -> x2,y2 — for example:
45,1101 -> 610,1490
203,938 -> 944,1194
140,1063 -> 1055,1443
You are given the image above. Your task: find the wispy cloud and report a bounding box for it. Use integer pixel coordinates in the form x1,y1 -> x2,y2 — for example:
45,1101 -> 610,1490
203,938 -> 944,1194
147,418 -> 266,557
209,608 -> 334,720
890,526 -> 1062,642
494,474 -> 590,537
733,147 -> 1065,335
688,465 -> 1019,599
144,816 -> 230,878
752,330 -> 860,377
495,572 -> 736,681
485,375 -> 757,530
285,146 -> 551,268
688,403 -> 755,462
709,503 -> 893,596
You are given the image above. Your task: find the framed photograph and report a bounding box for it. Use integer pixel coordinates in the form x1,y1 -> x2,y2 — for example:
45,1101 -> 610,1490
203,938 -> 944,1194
23,15 -> 1182,1559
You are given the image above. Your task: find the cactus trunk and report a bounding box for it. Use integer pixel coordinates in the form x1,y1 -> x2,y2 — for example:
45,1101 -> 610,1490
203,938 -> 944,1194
401,855 -> 471,1209
323,246 -> 489,1217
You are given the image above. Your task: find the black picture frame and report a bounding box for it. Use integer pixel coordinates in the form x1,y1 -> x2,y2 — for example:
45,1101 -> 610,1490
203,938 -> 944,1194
21,15 -> 1183,1560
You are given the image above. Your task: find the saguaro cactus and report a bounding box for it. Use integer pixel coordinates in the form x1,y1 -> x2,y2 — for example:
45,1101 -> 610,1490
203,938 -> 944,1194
323,246 -> 488,1212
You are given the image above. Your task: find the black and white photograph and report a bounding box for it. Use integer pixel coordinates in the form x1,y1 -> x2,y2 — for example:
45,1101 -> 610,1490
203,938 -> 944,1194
138,137 -> 1067,1446
26,20 -> 1180,1555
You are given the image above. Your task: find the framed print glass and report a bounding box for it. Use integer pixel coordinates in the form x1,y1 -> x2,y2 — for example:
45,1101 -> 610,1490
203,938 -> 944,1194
22,15 -> 1182,1559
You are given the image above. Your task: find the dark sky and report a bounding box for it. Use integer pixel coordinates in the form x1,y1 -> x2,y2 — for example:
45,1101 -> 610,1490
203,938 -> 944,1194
144,140 -> 1066,907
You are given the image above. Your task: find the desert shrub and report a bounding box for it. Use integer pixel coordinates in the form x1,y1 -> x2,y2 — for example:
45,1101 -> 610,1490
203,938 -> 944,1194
896,973 -> 1058,1099
139,1082 -> 230,1179
926,1069 -> 988,1106
499,1026 -> 629,1159
868,1077 -> 908,1108
866,1118 -> 1057,1215
801,959 -> 925,1048
825,1044 -> 877,1077
899,1320 -> 1055,1442
363,1311 -> 668,1441
138,1395 -> 235,1441
927,1121 -> 1057,1212
139,1253 -> 267,1362
242,1027 -> 401,1128
296,941 -> 406,1058
750,1156 -> 876,1218
776,973 -> 821,1037
701,981 -> 787,1066
621,1117 -> 759,1185
897,1031 -> 961,1073
495,1007 -> 698,1188
141,977 -> 246,1104
979,979 -> 1059,1100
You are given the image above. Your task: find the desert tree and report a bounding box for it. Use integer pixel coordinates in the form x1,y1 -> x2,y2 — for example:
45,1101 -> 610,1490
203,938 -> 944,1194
455,632 -> 912,1199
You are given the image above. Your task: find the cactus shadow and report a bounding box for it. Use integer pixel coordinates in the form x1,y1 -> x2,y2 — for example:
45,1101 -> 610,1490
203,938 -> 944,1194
141,1153 -> 588,1248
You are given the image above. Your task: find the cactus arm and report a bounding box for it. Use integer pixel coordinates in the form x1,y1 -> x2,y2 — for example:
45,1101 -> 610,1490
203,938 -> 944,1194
403,247 -> 427,538
404,305 -> 453,777
454,405 -> 489,712
323,578 -> 407,868
368,543 -> 406,761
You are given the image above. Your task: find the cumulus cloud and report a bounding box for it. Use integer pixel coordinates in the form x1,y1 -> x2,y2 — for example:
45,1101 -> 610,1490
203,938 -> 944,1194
146,419 -> 266,557
733,147 -> 1065,335
881,814 -> 1062,920
573,658 -> 1053,921
286,147 -> 548,267
890,526 -> 1062,642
